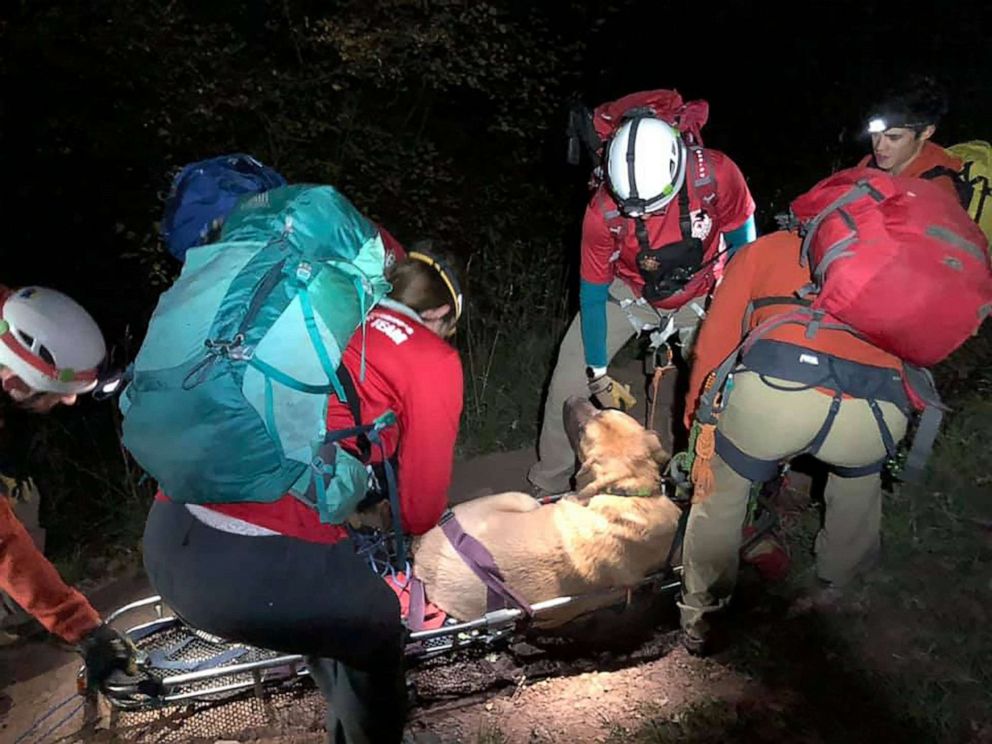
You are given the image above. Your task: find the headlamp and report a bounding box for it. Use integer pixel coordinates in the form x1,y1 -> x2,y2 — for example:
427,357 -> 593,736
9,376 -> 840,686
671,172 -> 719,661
866,114 -> 928,135
91,364 -> 133,401
867,117 -> 888,134
408,251 -> 463,322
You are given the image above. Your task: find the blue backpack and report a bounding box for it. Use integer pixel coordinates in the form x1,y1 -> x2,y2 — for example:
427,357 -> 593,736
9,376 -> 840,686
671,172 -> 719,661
161,154 -> 287,262
122,184 -> 394,526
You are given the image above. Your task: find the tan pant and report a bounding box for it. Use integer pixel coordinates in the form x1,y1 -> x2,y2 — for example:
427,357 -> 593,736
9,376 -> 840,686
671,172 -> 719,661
678,371 -> 908,636
527,278 -> 702,493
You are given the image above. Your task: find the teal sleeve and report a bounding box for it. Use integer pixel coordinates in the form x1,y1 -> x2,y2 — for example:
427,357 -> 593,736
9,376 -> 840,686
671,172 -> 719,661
579,279 -> 610,368
723,215 -> 757,258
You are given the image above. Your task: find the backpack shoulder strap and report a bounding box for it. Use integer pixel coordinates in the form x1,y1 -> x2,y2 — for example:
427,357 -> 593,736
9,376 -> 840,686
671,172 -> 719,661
334,365 -> 371,462
679,146 -> 718,240
687,147 -> 718,201
919,165 -> 974,210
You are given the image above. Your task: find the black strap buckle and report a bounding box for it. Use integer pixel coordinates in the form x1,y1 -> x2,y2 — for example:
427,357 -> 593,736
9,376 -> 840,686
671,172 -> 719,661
438,509 -> 456,526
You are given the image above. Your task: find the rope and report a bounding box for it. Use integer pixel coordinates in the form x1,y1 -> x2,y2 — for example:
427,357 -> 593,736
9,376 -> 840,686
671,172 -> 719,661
645,346 -> 675,434
350,528 -> 411,585
12,692 -> 82,744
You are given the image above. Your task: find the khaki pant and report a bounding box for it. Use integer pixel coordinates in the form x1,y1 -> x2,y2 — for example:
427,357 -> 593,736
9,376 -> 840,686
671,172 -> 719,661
527,278 -> 702,493
678,371 -> 909,636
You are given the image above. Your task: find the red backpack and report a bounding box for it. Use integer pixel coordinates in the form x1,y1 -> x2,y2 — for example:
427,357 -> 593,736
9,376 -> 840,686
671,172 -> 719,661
566,89 -> 709,171
697,168 -> 991,483
785,167 -> 992,367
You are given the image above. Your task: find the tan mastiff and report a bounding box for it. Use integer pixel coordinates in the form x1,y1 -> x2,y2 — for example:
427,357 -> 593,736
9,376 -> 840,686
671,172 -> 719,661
412,397 -> 683,626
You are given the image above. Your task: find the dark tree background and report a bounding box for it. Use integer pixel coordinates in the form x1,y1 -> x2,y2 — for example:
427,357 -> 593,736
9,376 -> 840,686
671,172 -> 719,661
1,0 -> 989,560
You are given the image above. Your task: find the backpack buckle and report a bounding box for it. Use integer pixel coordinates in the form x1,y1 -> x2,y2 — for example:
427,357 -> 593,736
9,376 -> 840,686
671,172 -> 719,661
204,333 -> 247,358
296,261 -> 314,282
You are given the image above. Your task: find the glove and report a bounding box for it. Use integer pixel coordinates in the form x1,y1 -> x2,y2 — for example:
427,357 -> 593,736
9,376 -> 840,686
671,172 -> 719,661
77,623 -> 138,690
588,374 -> 637,411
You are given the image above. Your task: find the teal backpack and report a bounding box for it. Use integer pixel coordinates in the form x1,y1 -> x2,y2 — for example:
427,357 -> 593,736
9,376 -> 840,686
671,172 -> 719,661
120,184 -> 393,526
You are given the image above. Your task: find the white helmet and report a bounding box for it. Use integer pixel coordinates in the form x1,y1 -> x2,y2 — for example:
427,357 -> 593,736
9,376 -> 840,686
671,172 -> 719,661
0,287 -> 106,395
606,117 -> 687,217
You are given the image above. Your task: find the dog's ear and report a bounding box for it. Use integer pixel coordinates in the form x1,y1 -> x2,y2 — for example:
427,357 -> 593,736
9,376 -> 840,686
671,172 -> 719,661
645,429 -> 670,466
564,396 -> 598,454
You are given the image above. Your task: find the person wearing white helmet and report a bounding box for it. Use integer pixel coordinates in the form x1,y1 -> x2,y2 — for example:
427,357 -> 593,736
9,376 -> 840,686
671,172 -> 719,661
0,284 -> 137,689
529,108 -> 757,497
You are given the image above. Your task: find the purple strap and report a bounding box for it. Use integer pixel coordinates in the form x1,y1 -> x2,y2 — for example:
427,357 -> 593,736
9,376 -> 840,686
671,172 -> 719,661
407,576 -> 427,631
439,511 -> 533,616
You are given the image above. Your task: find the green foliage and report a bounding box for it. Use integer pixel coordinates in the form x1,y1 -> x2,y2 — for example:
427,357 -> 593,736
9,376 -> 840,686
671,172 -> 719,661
457,228 -> 572,456
5,0 -> 629,561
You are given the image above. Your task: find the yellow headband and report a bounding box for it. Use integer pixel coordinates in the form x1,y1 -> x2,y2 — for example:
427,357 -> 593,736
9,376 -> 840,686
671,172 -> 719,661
408,251 -> 463,322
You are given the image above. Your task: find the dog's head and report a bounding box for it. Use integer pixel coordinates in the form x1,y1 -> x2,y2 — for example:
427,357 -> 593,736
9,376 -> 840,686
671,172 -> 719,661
564,396 -> 669,500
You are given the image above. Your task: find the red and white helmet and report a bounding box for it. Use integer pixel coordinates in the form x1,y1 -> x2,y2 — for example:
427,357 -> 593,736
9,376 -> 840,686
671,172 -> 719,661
0,286 -> 106,395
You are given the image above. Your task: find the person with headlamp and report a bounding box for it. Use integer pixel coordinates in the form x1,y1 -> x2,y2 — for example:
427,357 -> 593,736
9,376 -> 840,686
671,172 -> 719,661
859,74 -> 969,205
0,284 -> 137,690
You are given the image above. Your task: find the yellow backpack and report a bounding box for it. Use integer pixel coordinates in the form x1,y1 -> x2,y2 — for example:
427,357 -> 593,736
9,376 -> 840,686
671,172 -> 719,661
946,141 -> 992,248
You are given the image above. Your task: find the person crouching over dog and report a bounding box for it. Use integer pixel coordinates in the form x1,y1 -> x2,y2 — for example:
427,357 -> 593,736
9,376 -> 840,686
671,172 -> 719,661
676,166 -> 990,656
142,251 -> 465,744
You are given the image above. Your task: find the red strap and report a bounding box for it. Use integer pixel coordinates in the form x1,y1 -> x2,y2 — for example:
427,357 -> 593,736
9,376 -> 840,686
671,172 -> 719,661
0,293 -> 97,384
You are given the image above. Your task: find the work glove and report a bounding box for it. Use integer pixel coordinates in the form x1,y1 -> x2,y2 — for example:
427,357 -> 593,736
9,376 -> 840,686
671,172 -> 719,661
588,374 -> 637,411
77,623 -> 139,690
0,475 -> 36,502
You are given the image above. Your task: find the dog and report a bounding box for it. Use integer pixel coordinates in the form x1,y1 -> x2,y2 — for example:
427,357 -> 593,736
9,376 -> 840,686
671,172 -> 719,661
411,396 -> 683,626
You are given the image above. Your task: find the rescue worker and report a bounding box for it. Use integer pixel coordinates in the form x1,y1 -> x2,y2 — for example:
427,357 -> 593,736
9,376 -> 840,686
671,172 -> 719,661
860,74 -> 968,204
528,114 -> 756,495
677,227 -> 914,656
0,285 -> 137,686
142,251 -> 465,744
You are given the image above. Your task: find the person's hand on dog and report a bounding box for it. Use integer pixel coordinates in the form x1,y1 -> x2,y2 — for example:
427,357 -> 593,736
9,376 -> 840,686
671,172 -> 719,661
588,374 -> 636,411
347,499 -> 392,533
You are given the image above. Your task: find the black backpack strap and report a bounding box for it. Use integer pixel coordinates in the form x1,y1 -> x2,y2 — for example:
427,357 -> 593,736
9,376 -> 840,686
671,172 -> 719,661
335,365 -> 371,462
919,164 -> 975,211
900,365 -> 948,484
678,177 -> 692,240
566,103 -> 603,166
633,216 -> 652,252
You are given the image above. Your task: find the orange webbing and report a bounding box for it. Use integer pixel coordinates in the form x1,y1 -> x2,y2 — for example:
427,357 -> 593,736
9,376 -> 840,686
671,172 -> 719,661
690,372 -> 719,503
646,356 -> 676,433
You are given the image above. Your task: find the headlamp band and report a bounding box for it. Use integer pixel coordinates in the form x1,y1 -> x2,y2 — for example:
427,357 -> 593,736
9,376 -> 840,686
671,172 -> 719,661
408,251 -> 463,322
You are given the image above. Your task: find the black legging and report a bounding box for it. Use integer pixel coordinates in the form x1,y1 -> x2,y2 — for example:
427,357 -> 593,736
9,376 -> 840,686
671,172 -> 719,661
142,500 -> 406,743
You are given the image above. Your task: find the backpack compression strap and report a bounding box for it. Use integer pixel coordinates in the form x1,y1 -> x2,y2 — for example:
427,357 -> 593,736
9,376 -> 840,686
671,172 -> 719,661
695,307 -> 946,484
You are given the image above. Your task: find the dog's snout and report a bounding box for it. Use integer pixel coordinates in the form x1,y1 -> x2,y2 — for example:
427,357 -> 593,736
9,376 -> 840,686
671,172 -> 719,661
564,396 -> 598,453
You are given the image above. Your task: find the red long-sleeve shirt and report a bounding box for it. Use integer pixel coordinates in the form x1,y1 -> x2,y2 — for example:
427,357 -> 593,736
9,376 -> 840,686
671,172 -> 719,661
176,300 -> 463,543
0,494 -> 101,643
580,148 -> 755,309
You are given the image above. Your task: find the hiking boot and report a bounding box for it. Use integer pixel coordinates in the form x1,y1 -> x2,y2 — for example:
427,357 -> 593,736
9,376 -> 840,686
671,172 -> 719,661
786,574 -> 846,617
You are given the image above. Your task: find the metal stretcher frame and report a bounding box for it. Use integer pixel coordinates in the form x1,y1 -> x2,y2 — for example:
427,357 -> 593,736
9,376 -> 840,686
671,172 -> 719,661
90,567 -> 684,711
90,482 -> 782,712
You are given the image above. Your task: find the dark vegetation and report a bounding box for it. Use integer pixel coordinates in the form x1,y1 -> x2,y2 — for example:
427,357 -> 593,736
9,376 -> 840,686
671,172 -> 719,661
1,1 -> 990,738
